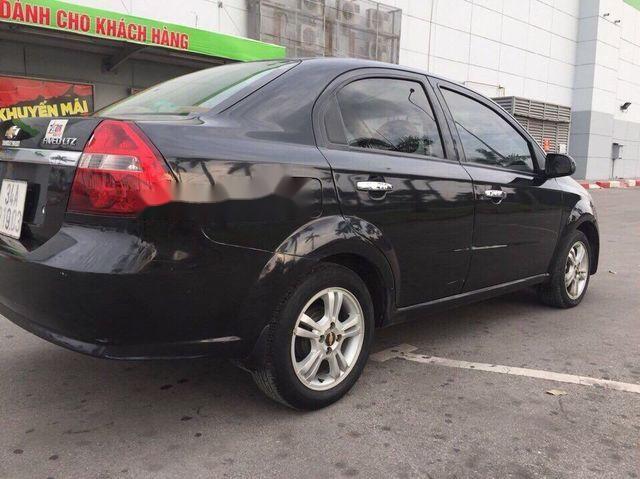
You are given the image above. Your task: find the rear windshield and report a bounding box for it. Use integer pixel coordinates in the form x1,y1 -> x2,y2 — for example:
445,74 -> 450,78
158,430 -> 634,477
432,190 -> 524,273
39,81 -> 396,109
97,60 -> 296,117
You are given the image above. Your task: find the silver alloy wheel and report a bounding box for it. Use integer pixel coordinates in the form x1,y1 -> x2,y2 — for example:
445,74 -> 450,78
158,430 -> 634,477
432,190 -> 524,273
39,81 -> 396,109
565,240 -> 589,300
290,287 -> 365,391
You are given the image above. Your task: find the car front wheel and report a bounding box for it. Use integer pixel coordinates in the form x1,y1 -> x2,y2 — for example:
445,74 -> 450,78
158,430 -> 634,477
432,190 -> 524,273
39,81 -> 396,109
252,264 -> 374,410
538,230 -> 592,308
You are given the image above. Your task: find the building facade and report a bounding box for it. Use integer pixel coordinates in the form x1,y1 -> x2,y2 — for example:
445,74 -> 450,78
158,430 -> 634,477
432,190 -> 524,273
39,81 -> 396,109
0,0 -> 284,111
1,0 -> 639,180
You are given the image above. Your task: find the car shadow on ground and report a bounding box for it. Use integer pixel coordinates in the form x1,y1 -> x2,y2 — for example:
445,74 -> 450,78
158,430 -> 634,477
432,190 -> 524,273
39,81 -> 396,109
6,288 -> 543,421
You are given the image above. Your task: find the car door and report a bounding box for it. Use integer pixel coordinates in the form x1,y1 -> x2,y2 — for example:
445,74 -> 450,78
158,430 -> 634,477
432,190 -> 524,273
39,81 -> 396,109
315,70 -> 475,307
430,78 -> 564,291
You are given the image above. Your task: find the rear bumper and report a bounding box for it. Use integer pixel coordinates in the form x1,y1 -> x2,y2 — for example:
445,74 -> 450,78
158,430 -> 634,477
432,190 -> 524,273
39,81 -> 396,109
0,301 -> 246,359
0,224 -> 273,359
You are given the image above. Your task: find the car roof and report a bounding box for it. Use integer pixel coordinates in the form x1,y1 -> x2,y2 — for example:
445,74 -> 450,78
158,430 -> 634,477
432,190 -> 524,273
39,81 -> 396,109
290,57 -> 459,86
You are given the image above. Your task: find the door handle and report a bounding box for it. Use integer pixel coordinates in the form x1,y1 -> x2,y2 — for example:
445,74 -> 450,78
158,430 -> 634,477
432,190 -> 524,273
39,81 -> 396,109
356,181 -> 393,192
482,189 -> 507,200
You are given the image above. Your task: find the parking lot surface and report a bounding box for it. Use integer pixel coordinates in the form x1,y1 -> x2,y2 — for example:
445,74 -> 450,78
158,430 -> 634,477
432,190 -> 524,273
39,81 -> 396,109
1,188 -> 639,479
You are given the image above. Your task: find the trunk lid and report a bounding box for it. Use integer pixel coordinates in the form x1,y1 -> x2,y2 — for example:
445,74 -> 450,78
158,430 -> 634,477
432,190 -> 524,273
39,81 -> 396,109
0,117 -> 101,250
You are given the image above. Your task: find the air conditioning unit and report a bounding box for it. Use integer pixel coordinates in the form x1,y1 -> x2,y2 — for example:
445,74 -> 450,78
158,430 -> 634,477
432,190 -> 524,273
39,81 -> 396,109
351,37 -> 371,58
300,23 -> 322,46
262,0 -> 289,9
258,5 -> 295,45
298,16 -> 324,54
366,8 -> 393,34
369,40 -> 391,62
337,0 -> 361,24
301,0 -> 324,16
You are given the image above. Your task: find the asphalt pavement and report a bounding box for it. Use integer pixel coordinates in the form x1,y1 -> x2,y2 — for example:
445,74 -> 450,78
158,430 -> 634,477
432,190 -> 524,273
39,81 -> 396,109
1,188 -> 639,479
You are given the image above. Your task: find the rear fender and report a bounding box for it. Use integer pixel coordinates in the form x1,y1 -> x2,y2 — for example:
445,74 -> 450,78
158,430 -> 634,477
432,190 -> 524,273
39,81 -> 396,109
276,215 -> 396,270
242,215 -> 397,366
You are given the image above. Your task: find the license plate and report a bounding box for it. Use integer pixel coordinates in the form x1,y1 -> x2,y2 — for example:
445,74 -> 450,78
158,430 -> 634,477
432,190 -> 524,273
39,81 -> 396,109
0,180 -> 28,239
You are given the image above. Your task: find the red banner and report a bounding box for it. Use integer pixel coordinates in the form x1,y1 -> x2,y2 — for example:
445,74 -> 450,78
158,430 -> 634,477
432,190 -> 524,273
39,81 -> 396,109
0,75 -> 94,121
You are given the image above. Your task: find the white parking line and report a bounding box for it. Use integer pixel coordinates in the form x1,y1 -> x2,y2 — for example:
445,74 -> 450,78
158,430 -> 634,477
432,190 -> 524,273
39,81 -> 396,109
371,344 -> 640,395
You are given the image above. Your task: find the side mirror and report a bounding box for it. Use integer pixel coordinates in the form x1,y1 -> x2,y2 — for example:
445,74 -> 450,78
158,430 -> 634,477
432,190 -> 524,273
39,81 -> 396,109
545,153 -> 576,178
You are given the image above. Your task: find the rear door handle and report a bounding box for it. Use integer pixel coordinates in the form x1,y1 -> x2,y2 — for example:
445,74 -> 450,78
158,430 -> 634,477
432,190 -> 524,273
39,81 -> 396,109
356,181 -> 393,192
482,189 -> 507,200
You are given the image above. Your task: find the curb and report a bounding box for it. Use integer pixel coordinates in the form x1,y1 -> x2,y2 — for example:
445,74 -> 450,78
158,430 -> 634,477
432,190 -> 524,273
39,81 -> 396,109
579,179 -> 638,189
578,182 -> 602,190
596,180 -> 622,188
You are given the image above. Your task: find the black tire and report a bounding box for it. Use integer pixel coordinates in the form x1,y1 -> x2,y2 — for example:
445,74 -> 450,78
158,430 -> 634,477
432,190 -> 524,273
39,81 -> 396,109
252,263 -> 374,410
538,230 -> 592,308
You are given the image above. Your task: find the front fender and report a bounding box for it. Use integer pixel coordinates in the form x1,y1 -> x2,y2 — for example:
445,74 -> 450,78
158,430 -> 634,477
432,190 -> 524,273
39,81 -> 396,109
566,193 -> 597,227
551,193 -> 600,274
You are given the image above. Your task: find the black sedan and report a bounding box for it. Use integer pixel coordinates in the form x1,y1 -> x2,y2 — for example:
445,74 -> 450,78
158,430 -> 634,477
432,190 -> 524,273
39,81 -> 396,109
0,58 -> 599,409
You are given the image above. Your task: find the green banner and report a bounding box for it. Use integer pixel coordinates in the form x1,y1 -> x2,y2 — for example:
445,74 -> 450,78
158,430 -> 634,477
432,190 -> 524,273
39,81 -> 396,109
624,0 -> 640,10
0,0 -> 285,61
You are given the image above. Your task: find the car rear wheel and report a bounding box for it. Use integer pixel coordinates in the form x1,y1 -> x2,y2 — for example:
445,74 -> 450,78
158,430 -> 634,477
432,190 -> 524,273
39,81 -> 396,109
538,230 -> 591,308
252,264 -> 374,410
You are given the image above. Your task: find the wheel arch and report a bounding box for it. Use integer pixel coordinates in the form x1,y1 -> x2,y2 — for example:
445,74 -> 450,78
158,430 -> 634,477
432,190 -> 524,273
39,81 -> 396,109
576,219 -> 599,274
554,211 -> 600,275
318,252 -> 390,328
243,216 -> 397,367
272,215 -> 397,318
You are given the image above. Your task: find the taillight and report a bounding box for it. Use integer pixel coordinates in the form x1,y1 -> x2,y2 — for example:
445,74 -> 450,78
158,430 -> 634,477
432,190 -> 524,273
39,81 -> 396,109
67,120 -> 173,215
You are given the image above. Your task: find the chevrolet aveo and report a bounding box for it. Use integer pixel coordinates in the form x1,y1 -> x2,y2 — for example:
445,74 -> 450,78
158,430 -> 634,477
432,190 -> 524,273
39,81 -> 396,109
0,59 -> 598,409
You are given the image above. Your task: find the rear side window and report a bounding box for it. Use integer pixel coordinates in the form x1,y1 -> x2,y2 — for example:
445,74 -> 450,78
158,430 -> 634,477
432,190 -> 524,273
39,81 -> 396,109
98,60 -> 296,116
331,78 -> 444,158
442,89 -> 534,172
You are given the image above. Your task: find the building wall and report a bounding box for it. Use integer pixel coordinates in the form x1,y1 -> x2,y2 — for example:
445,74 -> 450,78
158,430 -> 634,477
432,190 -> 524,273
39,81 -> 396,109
391,0 -> 580,107
569,0 -> 640,179
0,40 -> 195,110
67,0 -> 580,105
388,0 -> 635,179
27,0 -> 640,178
610,0 -> 640,179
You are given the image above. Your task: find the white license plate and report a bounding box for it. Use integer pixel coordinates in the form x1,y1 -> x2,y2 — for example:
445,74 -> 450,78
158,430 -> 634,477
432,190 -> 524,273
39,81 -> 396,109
0,180 -> 28,239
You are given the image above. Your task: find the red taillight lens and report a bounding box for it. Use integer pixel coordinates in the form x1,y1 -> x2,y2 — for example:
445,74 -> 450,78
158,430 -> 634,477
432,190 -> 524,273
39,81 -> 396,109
67,120 -> 173,215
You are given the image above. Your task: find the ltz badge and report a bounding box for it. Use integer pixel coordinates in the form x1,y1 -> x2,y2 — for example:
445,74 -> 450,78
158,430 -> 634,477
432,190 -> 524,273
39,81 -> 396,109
42,119 -> 78,147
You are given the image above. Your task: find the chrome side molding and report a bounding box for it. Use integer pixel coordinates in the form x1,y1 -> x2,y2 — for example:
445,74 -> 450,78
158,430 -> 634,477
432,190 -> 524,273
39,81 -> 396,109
0,148 -> 82,167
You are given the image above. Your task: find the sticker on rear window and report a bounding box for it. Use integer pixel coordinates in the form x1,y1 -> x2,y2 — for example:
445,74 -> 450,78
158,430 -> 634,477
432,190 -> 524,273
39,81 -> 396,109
44,119 -> 68,141
42,119 -> 77,147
